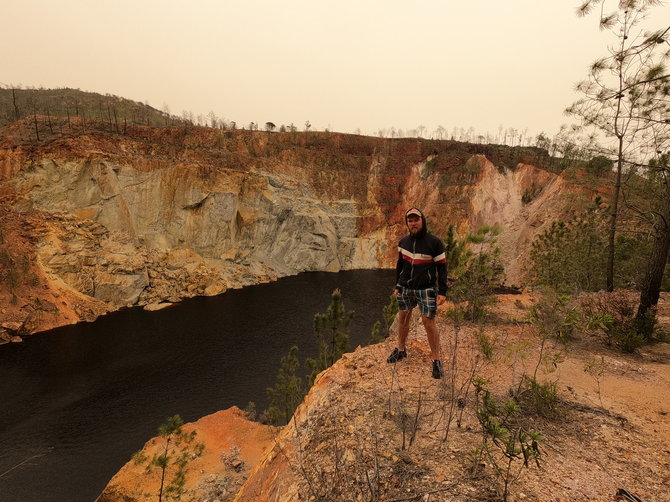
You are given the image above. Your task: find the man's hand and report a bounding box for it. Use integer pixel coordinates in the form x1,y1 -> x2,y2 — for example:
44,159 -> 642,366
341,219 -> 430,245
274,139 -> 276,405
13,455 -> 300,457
393,288 -> 399,297
437,295 -> 446,306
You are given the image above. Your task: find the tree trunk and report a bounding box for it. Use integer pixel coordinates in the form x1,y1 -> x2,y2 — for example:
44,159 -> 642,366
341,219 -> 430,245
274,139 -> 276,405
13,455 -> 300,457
637,205 -> 670,320
46,106 -> 53,134
32,105 -> 40,142
607,135 -> 625,291
607,19 -> 630,293
12,88 -> 20,120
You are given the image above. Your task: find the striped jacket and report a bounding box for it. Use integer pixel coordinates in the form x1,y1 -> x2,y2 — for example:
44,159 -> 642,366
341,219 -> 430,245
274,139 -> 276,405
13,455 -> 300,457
395,232 -> 448,295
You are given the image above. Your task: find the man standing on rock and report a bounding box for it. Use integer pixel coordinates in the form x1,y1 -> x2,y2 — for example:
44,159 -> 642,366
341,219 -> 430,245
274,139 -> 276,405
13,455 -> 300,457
387,207 -> 447,378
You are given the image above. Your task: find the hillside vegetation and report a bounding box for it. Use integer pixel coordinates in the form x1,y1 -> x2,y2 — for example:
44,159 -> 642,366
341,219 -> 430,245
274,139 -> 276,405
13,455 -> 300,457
0,87 -> 184,129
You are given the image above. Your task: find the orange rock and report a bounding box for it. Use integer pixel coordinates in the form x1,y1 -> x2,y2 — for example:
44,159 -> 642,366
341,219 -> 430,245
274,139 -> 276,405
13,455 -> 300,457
96,407 -> 274,502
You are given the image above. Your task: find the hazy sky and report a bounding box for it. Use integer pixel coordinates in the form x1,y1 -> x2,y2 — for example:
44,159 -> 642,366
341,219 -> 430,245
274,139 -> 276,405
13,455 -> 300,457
3,1 -> 668,138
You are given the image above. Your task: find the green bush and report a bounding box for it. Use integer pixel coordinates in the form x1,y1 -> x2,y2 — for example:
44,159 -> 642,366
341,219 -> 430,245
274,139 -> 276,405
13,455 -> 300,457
513,375 -> 558,417
266,346 -> 304,425
528,203 -> 650,293
132,415 -> 204,502
472,379 -> 543,502
306,289 -> 354,385
369,294 -> 398,344
448,225 -> 504,322
580,291 -> 657,352
369,320 -> 384,345
443,224 -> 470,273
584,155 -> 613,176
527,293 -> 579,344
528,206 -> 607,293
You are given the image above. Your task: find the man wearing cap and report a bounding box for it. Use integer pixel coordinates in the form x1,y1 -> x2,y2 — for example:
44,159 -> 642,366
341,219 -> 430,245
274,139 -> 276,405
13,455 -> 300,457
387,207 -> 447,378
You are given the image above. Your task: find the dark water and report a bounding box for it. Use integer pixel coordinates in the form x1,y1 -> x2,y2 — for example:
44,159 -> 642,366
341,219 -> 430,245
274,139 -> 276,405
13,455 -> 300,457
0,269 -> 394,502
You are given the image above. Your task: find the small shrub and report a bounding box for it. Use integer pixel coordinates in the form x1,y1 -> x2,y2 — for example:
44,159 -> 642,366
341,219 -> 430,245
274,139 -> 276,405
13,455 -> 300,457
472,380 -> 542,502
513,375 -> 558,417
585,155 -> 613,176
477,329 -> 495,362
528,293 -> 579,344
369,320 -> 384,345
443,224 -> 470,273
369,294 -> 398,344
243,401 -> 257,421
655,328 -> 670,343
580,291 -> 655,352
132,450 -> 148,465
584,356 -> 606,407
132,415 -> 205,502
618,329 -> 647,353
382,294 -> 398,336
448,225 -> 504,322
524,293 -> 574,393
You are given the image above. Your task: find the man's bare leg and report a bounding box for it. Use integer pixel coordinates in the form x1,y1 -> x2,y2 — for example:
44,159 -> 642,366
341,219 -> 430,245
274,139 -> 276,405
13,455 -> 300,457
397,309 -> 412,351
421,315 -> 441,361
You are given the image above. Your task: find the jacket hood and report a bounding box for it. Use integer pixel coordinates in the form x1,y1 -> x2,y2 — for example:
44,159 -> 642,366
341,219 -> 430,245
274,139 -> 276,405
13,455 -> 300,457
405,207 -> 427,238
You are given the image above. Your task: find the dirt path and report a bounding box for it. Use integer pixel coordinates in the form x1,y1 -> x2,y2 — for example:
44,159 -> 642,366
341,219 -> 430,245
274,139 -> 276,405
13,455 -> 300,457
558,341 -> 670,447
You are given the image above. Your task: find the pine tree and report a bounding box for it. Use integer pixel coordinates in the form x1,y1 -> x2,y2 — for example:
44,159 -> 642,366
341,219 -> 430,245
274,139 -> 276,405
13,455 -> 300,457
369,320 -> 384,345
636,154 -> 670,323
567,0 -> 669,291
528,200 -> 650,293
444,224 -> 470,273
528,205 -> 608,293
265,346 -> 304,425
448,226 -> 504,321
306,289 -> 354,385
133,415 -> 204,502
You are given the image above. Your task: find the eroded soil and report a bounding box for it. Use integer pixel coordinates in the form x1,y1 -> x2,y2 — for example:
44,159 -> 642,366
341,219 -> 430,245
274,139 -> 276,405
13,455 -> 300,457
238,293 -> 670,501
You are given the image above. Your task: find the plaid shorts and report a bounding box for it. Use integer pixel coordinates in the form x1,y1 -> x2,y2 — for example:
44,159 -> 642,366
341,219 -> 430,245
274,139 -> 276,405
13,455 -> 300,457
397,287 -> 437,318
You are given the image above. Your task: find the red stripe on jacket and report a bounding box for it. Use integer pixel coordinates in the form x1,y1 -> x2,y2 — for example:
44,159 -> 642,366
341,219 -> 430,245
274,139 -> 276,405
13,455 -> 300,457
401,255 -> 434,265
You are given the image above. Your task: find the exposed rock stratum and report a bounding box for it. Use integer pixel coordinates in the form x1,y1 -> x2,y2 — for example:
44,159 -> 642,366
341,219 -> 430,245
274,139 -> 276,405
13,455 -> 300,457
0,122 -> 589,337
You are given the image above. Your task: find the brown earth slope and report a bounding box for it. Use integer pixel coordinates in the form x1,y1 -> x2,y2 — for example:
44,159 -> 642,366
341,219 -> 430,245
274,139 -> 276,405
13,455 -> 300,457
232,302 -> 670,502
99,295 -> 670,502
97,407 -> 275,502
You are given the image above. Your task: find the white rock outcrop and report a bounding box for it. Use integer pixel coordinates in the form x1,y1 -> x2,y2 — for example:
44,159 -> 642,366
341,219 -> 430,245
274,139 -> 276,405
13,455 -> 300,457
13,158 -> 388,307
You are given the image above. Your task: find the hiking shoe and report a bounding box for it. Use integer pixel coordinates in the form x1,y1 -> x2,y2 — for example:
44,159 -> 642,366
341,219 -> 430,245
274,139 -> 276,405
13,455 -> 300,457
387,348 -> 407,363
432,360 -> 444,379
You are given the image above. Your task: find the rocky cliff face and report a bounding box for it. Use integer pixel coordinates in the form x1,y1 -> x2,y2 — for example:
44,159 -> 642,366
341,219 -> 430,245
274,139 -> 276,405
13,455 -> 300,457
0,122 -> 584,338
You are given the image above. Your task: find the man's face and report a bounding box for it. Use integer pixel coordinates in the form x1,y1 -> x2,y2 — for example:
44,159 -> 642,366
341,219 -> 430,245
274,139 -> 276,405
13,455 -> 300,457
407,214 -> 423,235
